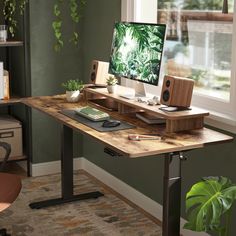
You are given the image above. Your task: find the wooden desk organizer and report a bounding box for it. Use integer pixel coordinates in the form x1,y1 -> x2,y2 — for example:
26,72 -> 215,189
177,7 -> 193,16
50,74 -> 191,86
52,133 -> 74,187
84,86 -> 209,133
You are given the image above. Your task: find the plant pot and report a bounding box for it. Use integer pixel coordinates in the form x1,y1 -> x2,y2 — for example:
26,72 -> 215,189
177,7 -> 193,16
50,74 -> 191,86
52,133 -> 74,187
66,90 -> 80,102
107,85 -> 117,94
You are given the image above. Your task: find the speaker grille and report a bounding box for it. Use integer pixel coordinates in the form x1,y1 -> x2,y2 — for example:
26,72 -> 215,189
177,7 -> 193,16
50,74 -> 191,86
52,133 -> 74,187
90,60 -> 109,85
91,72 -> 96,82
162,90 -> 170,102
166,79 -> 170,87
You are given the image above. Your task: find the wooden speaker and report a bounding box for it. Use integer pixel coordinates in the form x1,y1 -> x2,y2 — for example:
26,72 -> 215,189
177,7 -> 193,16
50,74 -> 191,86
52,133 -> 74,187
160,75 -> 194,108
90,60 -> 109,85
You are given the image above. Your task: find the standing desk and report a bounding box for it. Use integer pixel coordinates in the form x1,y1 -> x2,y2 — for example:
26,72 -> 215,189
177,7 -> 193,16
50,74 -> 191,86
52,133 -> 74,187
22,94 -> 232,236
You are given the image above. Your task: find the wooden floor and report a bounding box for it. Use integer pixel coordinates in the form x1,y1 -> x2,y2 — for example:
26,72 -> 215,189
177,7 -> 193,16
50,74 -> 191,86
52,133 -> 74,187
0,169 -> 163,235
3,162 -> 162,227
1,163 -> 163,235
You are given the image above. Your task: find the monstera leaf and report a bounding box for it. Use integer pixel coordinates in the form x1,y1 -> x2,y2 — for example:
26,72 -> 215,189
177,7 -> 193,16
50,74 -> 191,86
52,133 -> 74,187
184,176 -> 236,234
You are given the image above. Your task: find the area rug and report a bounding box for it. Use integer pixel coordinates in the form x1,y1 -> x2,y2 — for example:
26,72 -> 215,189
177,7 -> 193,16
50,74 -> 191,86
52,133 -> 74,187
0,171 -> 162,236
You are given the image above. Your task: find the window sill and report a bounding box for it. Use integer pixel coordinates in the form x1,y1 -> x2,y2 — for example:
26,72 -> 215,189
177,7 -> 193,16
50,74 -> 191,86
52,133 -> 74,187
204,110 -> 236,134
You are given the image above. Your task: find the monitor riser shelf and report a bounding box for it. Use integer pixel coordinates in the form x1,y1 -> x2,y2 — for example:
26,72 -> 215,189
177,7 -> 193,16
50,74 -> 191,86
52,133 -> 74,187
84,86 -> 209,133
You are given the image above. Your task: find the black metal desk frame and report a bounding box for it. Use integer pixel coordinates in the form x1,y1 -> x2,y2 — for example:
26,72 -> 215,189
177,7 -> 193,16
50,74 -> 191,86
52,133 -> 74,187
29,125 -> 103,209
29,124 -> 184,236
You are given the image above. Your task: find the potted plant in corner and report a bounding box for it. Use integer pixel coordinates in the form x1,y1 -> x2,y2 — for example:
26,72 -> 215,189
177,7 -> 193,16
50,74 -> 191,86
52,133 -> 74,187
106,76 -> 118,94
184,176 -> 236,236
62,79 -> 84,102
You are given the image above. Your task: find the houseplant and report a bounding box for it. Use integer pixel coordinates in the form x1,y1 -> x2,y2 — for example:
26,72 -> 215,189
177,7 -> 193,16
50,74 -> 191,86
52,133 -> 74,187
52,0 -> 86,51
106,76 -> 118,94
61,79 -> 84,102
184,176 -> 236,236
2,0 -> 28,38
1,0 -> 85,50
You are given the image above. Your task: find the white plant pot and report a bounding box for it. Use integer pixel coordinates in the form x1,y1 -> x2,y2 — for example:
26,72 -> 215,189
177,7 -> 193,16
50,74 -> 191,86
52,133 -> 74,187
66,90 -> 80,102
107,85 -> 117,94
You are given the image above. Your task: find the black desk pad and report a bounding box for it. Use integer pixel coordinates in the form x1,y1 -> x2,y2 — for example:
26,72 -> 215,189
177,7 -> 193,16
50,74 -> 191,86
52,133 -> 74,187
60,109 -> 135,132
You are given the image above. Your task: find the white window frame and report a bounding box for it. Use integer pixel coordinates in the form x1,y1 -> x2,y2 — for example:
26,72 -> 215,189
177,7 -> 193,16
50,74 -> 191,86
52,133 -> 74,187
121,0 -> 157,23
121,0 -> 236,132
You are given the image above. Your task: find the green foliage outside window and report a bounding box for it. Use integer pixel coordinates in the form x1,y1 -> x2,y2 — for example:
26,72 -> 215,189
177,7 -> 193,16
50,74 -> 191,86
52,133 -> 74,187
182,0 -> 234,11
158,0 -> 234,12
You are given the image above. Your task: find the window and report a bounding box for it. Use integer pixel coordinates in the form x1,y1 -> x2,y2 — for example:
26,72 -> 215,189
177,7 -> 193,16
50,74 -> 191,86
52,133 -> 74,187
122,0 -> 236,129
158,0 -> 236,125
158,1 -> 234,99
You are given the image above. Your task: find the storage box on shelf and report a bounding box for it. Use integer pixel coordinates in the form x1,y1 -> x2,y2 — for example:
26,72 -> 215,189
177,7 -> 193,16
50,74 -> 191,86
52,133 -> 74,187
0,115 -> 23,161
0,40 -> 29,174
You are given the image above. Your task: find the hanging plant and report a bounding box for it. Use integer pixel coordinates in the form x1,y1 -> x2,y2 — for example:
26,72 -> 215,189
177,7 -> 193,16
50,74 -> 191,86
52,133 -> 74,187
1,0 -> 85,49
52,0 -> 86,52
3,0 -> 28,38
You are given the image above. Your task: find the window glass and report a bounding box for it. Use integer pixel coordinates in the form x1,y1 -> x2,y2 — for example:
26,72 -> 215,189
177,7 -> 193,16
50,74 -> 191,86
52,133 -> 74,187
158,0 -> 234,101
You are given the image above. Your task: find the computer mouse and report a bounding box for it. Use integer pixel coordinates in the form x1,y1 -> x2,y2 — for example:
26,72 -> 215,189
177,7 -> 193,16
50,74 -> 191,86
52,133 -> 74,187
102,119 -> 121,128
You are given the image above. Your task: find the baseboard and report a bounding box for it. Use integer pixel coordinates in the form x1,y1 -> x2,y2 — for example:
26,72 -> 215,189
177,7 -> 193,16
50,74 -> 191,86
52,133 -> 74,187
30,158 -> 209,236
82,158 -> 208,236
81,158 -> 163,218
31,158 -> 83,176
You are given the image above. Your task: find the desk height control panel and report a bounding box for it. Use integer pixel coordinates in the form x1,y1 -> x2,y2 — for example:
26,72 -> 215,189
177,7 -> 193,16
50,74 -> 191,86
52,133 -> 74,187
84,86 -> 209,133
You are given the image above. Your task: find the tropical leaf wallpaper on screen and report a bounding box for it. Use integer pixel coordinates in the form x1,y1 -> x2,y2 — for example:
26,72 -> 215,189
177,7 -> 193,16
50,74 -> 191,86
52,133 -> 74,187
109,22 -> 166,85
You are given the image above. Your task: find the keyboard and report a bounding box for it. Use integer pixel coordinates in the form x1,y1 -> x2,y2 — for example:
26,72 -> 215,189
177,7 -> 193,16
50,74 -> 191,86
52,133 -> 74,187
75,106 -> 110,121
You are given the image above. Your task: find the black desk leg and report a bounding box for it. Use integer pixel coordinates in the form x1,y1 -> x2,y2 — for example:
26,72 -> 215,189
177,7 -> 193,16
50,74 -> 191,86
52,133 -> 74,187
162,152 -> 183,236
29,125 -> 104,209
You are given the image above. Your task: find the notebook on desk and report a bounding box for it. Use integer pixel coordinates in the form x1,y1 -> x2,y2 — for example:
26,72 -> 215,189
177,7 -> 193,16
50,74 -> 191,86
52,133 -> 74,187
75,106 -> 110,121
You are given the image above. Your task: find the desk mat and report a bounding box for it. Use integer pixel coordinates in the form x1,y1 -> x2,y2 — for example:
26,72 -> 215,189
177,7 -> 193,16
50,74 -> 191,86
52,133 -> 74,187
60,109 -> 135,132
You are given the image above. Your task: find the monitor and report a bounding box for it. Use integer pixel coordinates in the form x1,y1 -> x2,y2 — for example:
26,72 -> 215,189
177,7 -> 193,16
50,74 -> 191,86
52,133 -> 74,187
109,21 -> 166,98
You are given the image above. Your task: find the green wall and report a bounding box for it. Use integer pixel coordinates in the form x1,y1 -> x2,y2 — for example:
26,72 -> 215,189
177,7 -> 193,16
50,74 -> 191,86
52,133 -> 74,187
28,0 -> 121,163
79,0 -> 121,82
29,0 -> 83,163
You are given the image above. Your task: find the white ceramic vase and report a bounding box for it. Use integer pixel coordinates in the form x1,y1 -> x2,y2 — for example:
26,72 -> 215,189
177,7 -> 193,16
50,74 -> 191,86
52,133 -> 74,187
66,90 -> 80,102
107,85 -> 117,94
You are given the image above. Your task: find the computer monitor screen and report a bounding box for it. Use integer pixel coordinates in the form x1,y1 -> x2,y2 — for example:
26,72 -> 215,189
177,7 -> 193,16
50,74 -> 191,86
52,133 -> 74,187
109,22 -> 166,86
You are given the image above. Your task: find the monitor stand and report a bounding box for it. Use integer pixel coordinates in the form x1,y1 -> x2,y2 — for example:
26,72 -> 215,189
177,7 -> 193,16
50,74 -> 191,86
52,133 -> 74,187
134,82 -> 146,97
119,81 -> 148,100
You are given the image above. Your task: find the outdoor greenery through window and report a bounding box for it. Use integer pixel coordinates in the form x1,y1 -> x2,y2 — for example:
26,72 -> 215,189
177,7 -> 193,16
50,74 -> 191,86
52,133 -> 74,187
158,0 -> 234,101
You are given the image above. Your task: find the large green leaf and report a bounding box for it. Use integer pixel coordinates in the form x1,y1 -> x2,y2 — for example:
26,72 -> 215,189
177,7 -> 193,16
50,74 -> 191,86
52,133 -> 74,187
184,176 -> 236,232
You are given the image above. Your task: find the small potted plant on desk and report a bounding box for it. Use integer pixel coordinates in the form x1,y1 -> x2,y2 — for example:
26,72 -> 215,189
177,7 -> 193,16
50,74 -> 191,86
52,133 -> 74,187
62,79 -> 84,102
106,75 -> 118,94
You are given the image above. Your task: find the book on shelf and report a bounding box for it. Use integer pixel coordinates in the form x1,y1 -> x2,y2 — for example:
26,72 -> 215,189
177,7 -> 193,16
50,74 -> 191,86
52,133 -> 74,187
0,62 -> 4,99
136,112 -> 166,124
3,70 -> 9,100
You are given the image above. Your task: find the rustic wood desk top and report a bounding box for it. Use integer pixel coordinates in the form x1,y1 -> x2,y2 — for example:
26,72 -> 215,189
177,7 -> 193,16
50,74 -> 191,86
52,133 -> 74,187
22,95 -> 233,158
